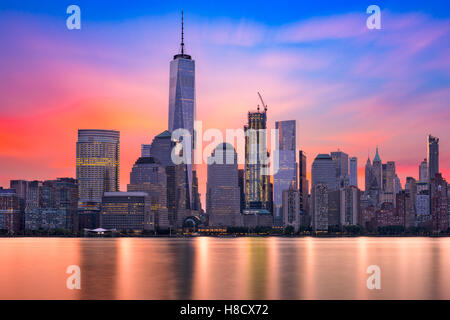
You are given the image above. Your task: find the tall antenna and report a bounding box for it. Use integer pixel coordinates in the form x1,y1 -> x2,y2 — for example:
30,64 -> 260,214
181,10 -> 185,55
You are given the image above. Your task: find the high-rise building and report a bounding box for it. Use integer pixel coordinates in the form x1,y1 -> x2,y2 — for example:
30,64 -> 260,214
311,154 -> 336,191
22,178 -> 78,231
127,156 -> 169,230
141,144 -> 151,157
328,189 -> 341,228
273,120 -> 297,225
298,151 -> 308,216
149,130 -> 197,228
383,161 -> 396,194
312,184 -> 328,231
76,129 -> 120,208
101,192 -> 148,231
244,108 -> 271,214
419,159 -> 428,183
427,135 -> 439,181
372,147 -> 382,192
430,173 -> 448,232
365,157 -> 373,192
349,157 -> 358,187
238,169 -> 245,213
282,184 -> 300,231
396,190 -> 416,229
0,189 -> 22,234
340,186 -> 360,226
168,13 -> 196,207
206,143 -> 240,227
76,129 -> 119,230
331,150 -> 349,188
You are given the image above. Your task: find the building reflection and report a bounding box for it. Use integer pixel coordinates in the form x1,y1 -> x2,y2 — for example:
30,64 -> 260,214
78,239 -> 118,299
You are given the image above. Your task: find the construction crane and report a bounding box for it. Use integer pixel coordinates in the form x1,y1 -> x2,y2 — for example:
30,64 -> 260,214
257,92 -> 268,113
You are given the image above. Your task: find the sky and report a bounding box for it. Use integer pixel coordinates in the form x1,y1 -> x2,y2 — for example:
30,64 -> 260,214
0,1 -> 449,207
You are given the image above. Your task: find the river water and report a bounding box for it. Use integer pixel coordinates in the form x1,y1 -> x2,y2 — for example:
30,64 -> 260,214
0,237 -> 449,299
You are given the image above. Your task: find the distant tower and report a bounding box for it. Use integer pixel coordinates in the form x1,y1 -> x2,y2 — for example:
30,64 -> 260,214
427,135 -> 439,182
364,157 -> 373,192
311,154 -> 337,191
273,120 -> 297,226
244,104 -> 271,214
206,143 -> 240,227
168,11 -> 196,208
331,150 -> 349,188
76,129 -> 120,208
298,150 -> 308,215
349,157 -> 358,187
419,159 -> 428,183
372,146 -> 382,192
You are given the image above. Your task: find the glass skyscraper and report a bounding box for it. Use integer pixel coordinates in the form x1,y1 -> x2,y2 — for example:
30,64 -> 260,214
349,157 -> 358,187
244,109 -> 271,214
76,129 -> 120,209
427,135 -> 439,182
168,13 -> 196,207
273,120 -> 297,225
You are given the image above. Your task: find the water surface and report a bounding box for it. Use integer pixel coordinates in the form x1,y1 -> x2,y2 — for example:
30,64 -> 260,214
0,237 -> 449,299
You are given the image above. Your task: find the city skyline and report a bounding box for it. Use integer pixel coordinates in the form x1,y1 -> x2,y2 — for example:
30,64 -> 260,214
0,3 -> 449,208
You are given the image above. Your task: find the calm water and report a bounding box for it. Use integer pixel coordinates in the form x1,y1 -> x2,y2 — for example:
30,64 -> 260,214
0,237 -> 449,300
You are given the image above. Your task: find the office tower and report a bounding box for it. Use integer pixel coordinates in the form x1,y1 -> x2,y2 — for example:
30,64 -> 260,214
372,147 -> 382,192
100,192 -> 148,231
340,186 -> 360,226
331,150 -> 349,188
312,184 -> 328,231
128,156 -> 169,230
365,157 -> 374,192
76,129 -> 119,230
149,130 -> 200,228
141,144 -> 151,157
244,108 -> 271,214
380,161 -> 396,206
405,177 -> 417,198
311,154 -> 337,191
206,143 -> 240,227
238,169 -> 245,213
298,151 -> 308,216
24,178 -> 78,231
26,181 -> 42,210
168,13 -> 196,207
349,157 -> 358,187
328,190 -> 341,229
383,161 -> 396,193
396,190 -> 416,229
430,173 -> 448,232
273,120 -> 297,226
9,180 -> 27,200
419,159 -> 428,182
76,129 -> 120,206
0,189 -> 22,234
416,187 -> 430,223
427,135 -> 439,181
282,184 -> 300,231
394,175 -> 402,194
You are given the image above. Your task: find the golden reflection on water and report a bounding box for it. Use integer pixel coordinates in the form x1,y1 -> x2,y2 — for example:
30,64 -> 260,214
0,237 -> 450,300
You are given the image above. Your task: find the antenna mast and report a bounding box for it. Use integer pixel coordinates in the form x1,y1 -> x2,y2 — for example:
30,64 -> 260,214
181,10 -> 185,55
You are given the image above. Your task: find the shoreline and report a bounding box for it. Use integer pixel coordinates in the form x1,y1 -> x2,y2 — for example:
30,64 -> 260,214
1,234 -> 449,239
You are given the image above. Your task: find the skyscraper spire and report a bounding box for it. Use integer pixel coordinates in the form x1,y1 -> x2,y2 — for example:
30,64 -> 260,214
373,146 -> 381,162
181,10 -> 184,55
